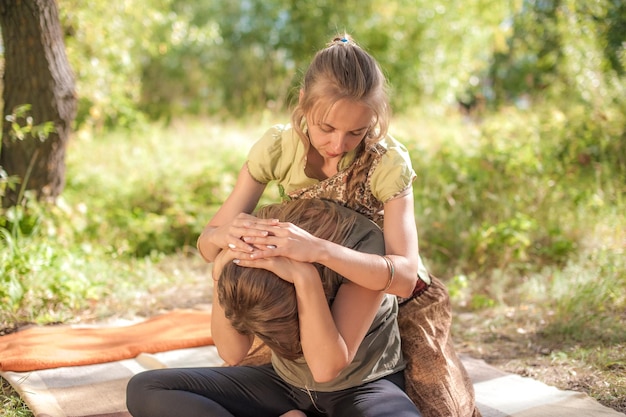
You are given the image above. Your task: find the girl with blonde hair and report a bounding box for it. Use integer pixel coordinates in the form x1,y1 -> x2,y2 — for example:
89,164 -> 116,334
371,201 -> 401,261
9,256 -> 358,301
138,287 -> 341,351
196,34 -> 480,417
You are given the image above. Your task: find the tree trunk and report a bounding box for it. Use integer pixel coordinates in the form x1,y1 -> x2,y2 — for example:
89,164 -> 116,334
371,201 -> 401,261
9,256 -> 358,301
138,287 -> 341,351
0,0 -> 76,207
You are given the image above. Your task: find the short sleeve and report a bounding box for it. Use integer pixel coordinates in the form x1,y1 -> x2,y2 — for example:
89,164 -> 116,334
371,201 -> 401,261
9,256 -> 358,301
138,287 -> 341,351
246,125 -> 287,184
370,137 -> 417,203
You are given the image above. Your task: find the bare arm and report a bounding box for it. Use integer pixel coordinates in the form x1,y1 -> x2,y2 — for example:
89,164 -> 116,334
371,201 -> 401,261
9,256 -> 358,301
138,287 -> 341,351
210,250 -> 254,365
298,279 -> 384,382
379,189 -> 421,295
236,190 -> 420,297
196,164 -> 270,262
246,255 -> 384,383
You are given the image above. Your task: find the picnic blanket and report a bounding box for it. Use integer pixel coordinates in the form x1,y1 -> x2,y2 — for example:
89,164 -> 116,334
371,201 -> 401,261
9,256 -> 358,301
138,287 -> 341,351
0,309 -> 213,372
1,310 -> 624,417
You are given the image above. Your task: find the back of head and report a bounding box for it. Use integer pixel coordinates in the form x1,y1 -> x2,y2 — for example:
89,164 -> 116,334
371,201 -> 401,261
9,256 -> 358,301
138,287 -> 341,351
219,261 -> 301,359
292,34 -> 390,145
218,199 -> 357,360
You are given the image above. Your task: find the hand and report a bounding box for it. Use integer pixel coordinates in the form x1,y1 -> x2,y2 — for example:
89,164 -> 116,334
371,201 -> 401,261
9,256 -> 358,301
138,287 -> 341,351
212,212 -> 280,254
211,248 -> 238,282
240,221 -> 325,263
233,255 -> 317,285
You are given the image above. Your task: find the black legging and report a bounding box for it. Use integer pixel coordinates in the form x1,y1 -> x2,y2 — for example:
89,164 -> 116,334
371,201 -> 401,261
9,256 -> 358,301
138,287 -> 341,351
126,364 -> 421,417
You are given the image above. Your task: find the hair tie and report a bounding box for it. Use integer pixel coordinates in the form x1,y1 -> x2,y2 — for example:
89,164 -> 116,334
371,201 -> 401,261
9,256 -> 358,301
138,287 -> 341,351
329,36 -> 352,48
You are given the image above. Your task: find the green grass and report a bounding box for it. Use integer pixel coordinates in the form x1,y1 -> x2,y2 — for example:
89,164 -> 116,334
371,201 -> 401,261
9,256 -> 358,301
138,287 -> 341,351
1,103 -> 625,415
1,379 -> 31,417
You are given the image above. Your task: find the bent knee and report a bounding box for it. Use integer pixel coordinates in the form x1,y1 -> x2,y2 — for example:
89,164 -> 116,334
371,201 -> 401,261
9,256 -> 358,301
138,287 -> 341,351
126,371 -> 158,416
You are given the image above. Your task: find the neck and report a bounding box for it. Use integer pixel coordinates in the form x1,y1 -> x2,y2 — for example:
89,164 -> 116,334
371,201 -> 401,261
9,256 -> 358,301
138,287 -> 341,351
306,148 -> 340,180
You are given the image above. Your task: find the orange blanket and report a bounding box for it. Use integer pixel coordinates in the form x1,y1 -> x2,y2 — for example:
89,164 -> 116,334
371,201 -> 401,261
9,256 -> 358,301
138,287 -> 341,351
0,309 -> 213,372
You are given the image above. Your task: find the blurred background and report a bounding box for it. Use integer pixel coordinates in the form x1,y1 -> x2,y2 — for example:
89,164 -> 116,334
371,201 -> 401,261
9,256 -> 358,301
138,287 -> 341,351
1,1 -> 625,413
34,0 -> 626,129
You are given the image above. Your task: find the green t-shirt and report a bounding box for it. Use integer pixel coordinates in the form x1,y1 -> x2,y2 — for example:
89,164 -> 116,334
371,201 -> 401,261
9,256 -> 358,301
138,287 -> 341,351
270,203 -> 405,392
248,124 -> 432,293
247,124 -> 416,203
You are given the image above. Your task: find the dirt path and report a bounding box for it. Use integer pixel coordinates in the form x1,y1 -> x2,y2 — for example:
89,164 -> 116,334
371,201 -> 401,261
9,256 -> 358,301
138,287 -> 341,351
452,308 -> 626,414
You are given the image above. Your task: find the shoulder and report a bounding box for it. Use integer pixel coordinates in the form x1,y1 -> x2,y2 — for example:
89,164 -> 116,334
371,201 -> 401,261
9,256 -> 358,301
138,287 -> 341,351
335,204 -> 385,255
369,135 -> 416,202
377,135 -> 413,167
251,124 -> 295,151
247,124 -> 302,183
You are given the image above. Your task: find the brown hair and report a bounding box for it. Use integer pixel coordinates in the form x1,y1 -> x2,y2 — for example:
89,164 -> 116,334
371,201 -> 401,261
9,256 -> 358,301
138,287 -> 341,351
218,199 -> 357,360
291,34 -> 391,204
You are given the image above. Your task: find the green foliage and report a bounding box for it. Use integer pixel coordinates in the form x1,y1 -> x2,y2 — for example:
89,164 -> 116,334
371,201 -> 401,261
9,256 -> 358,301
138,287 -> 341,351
1,377 -> 31,417
61,119 -> 249,258
401,91 -> 624,317
1,229 -> 92,325
0,167 -> 18,205
59,0 -> 172,130
489,0 -> 626,107
4,105 -> 55,143
1,105 -> 55,223
47,0 -> 624,127
527,240 -> 626,345
0,118 -> 260,327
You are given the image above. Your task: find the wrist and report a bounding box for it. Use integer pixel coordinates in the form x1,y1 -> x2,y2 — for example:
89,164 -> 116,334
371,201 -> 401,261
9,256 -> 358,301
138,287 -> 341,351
292,263 -> 321,289
314,237 -> 334,264
197,227 -> 220,262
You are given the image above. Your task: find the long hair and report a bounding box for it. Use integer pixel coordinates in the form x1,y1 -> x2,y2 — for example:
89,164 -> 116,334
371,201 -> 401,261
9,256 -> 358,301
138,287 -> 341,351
218,199 -> 357,360
291,34 -> 391,206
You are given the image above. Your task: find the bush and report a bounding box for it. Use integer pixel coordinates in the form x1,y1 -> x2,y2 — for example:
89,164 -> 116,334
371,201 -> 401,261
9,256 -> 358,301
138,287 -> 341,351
406,98 -> 624,311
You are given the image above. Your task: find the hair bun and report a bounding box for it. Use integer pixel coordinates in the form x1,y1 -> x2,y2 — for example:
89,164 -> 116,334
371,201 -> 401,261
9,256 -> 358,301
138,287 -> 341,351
331,34 -> 353,46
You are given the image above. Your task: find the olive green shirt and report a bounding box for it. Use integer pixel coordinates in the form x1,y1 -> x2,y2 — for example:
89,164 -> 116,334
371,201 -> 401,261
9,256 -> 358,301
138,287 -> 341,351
270,204 -> 405,392
247,124 -> 416,203
247,124 -> 431,286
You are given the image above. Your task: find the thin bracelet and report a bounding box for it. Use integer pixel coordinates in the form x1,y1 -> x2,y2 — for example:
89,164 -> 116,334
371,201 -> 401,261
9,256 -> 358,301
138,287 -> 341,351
381,255 -> 395,292
196,230 -> 212,263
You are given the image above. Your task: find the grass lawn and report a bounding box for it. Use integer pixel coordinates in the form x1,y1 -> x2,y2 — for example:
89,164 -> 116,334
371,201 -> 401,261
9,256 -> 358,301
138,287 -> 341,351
1,107 -> 625,415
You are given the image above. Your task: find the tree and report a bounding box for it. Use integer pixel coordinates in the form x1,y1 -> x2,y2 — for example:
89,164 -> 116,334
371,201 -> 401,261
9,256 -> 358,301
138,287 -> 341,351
0,0 -> 76,207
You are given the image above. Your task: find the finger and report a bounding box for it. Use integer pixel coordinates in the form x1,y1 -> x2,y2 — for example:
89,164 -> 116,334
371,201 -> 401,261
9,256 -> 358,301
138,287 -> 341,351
241,235 -> 279,246
219,248 -> 240,263
232,257 -> 274,269
233,212 -> 259,221
249,247 -> 282,260
231,225 -> 270,238
242,221 -> 290,236
242,240 -> 281,255
243,218 -> 280,228
226,237 -> 254,253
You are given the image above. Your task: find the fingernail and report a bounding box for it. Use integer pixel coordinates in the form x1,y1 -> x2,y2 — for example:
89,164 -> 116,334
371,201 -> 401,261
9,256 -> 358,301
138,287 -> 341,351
228,243 -> 236,249
232,259 -> 240,264
266,245 -> 277,249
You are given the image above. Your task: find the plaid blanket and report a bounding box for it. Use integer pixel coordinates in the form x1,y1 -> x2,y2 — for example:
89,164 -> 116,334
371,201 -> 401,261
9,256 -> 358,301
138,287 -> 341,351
1,311 -> 623,417
1,346 -> 221,417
